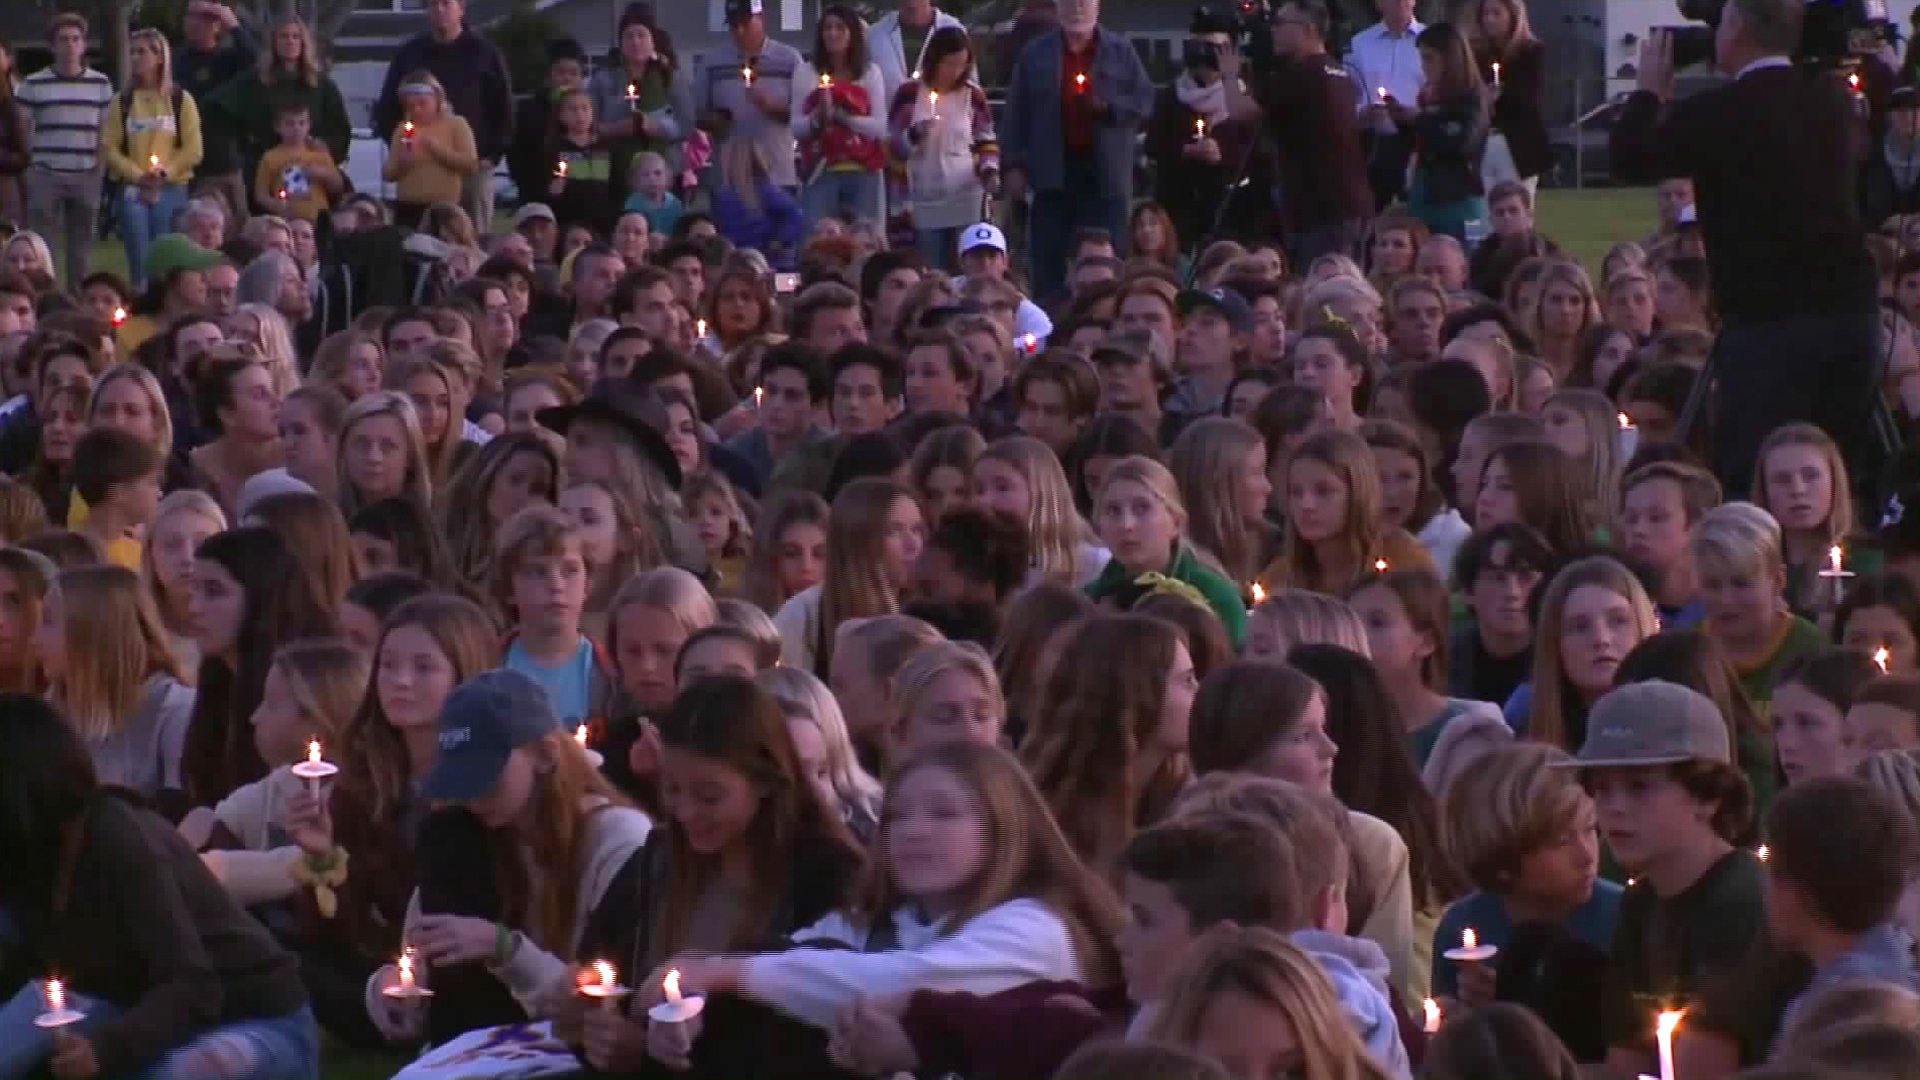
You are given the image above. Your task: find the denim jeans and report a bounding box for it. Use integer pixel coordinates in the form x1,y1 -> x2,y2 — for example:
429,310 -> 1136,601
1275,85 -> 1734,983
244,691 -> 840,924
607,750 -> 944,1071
120,181 -> 189,289
0,979 -> 319,1080
1026,156 -> 1128,304
801,168 -> 884,233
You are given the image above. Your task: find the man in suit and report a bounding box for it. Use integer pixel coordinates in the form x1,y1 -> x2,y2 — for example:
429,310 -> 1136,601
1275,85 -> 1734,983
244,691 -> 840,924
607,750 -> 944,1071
1612,0 -> 1887,501
1000,0 -> 1155,303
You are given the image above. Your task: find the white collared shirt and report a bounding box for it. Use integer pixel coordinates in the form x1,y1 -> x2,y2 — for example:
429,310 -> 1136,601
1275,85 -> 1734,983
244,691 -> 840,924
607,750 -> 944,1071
1734,55 -> 1793,79
1346,18 -> 1426,130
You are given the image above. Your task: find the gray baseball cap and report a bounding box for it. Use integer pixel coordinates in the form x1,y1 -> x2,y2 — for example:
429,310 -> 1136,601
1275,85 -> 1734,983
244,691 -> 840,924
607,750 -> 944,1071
421,670 -> 563,800
1562,680 -> 1731,769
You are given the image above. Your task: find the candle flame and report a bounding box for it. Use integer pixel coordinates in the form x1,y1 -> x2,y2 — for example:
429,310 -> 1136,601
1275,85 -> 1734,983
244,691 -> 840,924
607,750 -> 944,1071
1194,116 -> 1207,137
1422,997 -> 1441,1032
402,122 -> 415,134
1462,927 -> 1478,950
1021,333 -> 1038,351
742,65 -> 755,85
1830,544 -> 1846,574
1657,1009 -> 1685,1038
697,318 -> 709,338
1757,844 -> 1769,862
820,73 -> 832,89
1374,558 -> 1390,573
663,967 -> 682,1003
307,739 -> 321,766
1875,647 -> 1891,673
575,724 -> 589,747
1618,411 -> 1634,429
1377,86 -> 1388,99
1075,73 -> 1088,89
594,960 -> 616,991
399,947 -> 416,988
1250,582 -> 1267,605
46,978 -> 63,1012
111,307 -> 127,326
277,188 -> 288,200
626,83 -> 637,98
1850,72 -> 1862,89
149,154 -> 159,168
754,385 -> 765,407
911,68 -> 921,80
556,159 -> 568,176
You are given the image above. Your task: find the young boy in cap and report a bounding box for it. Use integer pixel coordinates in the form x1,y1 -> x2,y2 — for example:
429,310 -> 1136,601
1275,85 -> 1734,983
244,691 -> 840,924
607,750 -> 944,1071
1165,286 -> 1251,425
1567,680 -> 1763,1080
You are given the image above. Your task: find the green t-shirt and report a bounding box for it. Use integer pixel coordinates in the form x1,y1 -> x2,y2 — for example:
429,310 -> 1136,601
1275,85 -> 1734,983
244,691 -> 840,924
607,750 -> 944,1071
899,19 -> 934,80
1737,615 -> 1830,709
1601,848 -> 1767,1054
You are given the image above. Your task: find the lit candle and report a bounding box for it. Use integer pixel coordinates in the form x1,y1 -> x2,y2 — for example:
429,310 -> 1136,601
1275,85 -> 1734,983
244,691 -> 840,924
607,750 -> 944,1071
1463,928 -> 1477,949
696,318 -> 709,340
401,121 -> 416,147
111,306 -> 127,326
1193,116 -> 1207,140
276,187 -> 288,201
1377,86 -> 1388,100
819,73 -> 833,89
37,975 -> 85,1029
1821,543 -> 1854,606
1250,582 -> 1267,606
1444,925 -> 1498,962
1757,844 -> 1769,862
1830,544 -> 1846,575
911,68 -> 921,81
742,64 -> 755,87
575,724 -> 589,748
148,153 -> 160,172
45,979 -> 63,1014
625,82 -> 638,109
1875,646 -> 1891,674
383,945 -> 434,999
1422,997 -> 1442,1034
399,948 -> 416,990
1849,72 -> 1862,93
1491,61 -> 1502,87
1617,412 -> 1639,458
1020,333 -> 1038,354
929,89 -> 940,119
580,959 -> 629,1012
649,966 -> 705,1025
1074,73 -> 1089,92
754,385 -> 764,409
290,737 -> 338,796
1656,1009 -> 1684,1080
555,158 -> 569,178
1374,558 -> 1390,573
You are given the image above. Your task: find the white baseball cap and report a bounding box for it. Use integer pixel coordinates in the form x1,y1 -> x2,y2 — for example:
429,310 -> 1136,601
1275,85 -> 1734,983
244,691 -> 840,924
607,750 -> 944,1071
959,222 -> 1007,256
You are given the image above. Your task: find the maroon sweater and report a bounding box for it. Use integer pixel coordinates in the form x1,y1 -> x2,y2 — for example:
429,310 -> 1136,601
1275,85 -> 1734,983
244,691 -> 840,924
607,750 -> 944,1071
901,980 -> 1130,1080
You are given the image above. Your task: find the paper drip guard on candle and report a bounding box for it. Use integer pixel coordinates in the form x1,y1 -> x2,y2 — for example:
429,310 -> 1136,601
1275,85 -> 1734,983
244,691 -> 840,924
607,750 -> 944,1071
649,968 -> 705,1024
581,960 -> 632,1012
1818,544 -> 1856,604
291,739 -> 338,794
1443,927 -> 1498,963
383,947 -> 434,1000
35,979 -> 85,1029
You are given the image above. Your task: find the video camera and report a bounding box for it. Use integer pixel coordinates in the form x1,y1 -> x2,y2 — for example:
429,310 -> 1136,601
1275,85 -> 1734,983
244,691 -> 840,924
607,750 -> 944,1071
1660,0 -> 1895,71
1184,0 -> 1276,72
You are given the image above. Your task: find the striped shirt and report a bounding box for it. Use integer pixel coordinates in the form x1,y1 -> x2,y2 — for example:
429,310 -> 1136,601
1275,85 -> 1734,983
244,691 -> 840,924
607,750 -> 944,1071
17,67 -> 115,172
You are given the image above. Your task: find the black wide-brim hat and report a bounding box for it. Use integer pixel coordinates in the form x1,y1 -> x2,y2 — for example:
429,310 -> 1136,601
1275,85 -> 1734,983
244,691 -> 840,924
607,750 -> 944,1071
536,377 -> 684,490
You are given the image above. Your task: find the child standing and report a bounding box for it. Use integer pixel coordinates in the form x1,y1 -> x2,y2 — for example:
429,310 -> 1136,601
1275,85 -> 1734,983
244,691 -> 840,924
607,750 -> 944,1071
622,151 -> 684,238
255,99 -> 344,223
496,505 -> 605,725
381,71 -> 479,230
545,88 -> 615,238
70,426 -> 163,571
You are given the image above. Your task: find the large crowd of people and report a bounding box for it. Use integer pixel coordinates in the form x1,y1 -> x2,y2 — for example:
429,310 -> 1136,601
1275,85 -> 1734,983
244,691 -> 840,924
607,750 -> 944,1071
0,0 -> 1915,1076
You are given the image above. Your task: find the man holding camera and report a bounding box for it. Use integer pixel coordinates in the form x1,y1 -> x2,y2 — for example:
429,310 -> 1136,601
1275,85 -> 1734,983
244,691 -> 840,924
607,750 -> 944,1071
1145,8 -> 1272,249
1612,0 -> 1883,500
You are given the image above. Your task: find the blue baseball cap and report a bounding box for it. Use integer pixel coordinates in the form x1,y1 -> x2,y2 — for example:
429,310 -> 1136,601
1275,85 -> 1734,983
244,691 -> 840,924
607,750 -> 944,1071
1176,286 -> 1254,334
420,670 -> 563,800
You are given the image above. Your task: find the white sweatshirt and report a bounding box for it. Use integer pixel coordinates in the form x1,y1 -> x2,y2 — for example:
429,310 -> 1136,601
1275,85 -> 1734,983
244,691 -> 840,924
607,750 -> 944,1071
739,897 -> 1082,1029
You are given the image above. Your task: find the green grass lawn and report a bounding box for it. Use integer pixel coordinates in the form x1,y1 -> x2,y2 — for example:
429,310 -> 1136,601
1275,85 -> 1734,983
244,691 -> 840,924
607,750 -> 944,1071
1536,186 -> 1656,276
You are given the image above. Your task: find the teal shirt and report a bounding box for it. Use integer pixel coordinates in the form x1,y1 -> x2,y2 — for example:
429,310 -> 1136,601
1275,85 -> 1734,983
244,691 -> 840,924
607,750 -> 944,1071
1085,543 -> 1247,647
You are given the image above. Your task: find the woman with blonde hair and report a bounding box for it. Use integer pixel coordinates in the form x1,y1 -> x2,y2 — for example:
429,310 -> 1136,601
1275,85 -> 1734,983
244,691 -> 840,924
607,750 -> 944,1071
1147,926 -> 1397,1080
336,390 -> 435,516
244,490 -> 357,624
3,230 -> 56,291
1540,388 -> 1626,524
438,432 -> 560,587
603,567 -> 721,771
221,13 -> 352,168
712,137 -> 805,269
1524,260 -> 1603,383
760,664 -> 884,841
143,490 -> 227,673
90,362 -> 176,461
892,639 -> 1007,758
1023,614 -> 1194,871
1751,423 -> 1855,610
35,564 -> 193,798
105,28 -> 203,290
386,354 -> 470,488
307,331 -> 385,403
1242,588 -> 1372,660
381,69 -> 478,228
775,478 -> 925,675
227,302 -> 300,398
973,435 -> 1108,588
1262,429 -> 1434,598
1506,555 -> 1660,750
562,477 -> 662,638
1086,455 -> 1246,644
1169,418 -> 1273,588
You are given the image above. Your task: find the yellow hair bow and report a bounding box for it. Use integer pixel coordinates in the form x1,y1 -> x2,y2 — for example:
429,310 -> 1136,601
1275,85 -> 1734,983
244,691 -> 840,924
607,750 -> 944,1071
1134,572 -> 1209,609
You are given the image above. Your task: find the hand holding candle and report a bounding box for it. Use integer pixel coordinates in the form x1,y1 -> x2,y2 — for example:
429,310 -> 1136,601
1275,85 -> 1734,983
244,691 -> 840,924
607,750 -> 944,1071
581,959 -> 630,1013
1656,1009 -> 1683,1080
1491,61 -> 1502,87
1444,926 -> 1498,962
649,967 -> 705,1024
36,977 -> 86,1029
1617,412 -> 1639,458
1818,543 -> 1854,605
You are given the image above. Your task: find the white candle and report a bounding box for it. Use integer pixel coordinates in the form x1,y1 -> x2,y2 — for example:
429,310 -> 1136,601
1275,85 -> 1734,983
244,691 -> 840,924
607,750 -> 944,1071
1491,61 -> 1502,87
649,967 -> 705,1024
1618,412 -> 1639,458
753,385 -> 764,409
574,724 -> 589,747
819,73 -> 832,89
1757,844 -> 1769,862
1374,558 -> 1390,573
1422,997 -> 1442,1034
111,306 -> 127,326
580,959 -> 629,1013
555,159 -> 568,178
1194,116 -> 1207,140
399,949 -> 416,990
290,738 -> 338,796
1830,544 -> 1846,575
742,65 -> 755,87
929,89 -> 940,119
45,979 -> 63,1014
383,945 -> 434,999
1656,1009 -> 1683,1080
1444,926 -> 1498,962
36,976 -> 86,1029
696,318 -> 709,340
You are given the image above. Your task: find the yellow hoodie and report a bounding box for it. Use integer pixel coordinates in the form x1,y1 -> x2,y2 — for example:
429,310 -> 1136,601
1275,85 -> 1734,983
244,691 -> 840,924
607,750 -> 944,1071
102,86 -> 205,185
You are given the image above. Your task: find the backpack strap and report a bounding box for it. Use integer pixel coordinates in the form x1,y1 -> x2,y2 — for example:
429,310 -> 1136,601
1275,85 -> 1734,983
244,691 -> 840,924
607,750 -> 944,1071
120,87 -> 185,159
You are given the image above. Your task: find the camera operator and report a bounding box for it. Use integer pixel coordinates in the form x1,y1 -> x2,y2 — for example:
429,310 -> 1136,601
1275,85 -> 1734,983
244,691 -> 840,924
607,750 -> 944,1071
1611,0 -> 1884,501
1145,9 -> 1275,251
1225,0 -> 1373,267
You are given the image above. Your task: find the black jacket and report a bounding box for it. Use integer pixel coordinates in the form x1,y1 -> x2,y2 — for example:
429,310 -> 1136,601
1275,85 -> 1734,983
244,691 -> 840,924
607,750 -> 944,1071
1256,52 -> 1374,233
1858,138 -> 1920,229
1479,40 -> 1550,179
9,797 -> 306,1078
1411,93 -> 1487,206
1612,66 -> 1878,322
371,28 -> 516,163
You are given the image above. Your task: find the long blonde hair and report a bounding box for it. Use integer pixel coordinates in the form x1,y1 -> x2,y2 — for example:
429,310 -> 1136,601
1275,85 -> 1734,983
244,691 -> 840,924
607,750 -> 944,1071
91,363 -> 175,457
1471,0 -> 1537,57
336,391 -> 434,516
978,436 -> 1096,586
236,304 -> 300,399
716,138 -> 772,215
142,489 -> 227,626
816,478 -> 918,674
1169,418 -> 1267,586
48,565 -> 184,740
259,15 -> 323,87
1147,926 -> 1396,1080
127,28 -> 175,97
1753,422 -> 1854,556
856,741 -> 1124,990
269,638 -> 371,747
1542,388 -> 1625,525
1096,455 -> 1192,569
893,639 -> 1006,736
606,566 -> 720,665
1270,429 -> 1386,596
759,665 -> 884,825
1527,556 -> 1659,752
